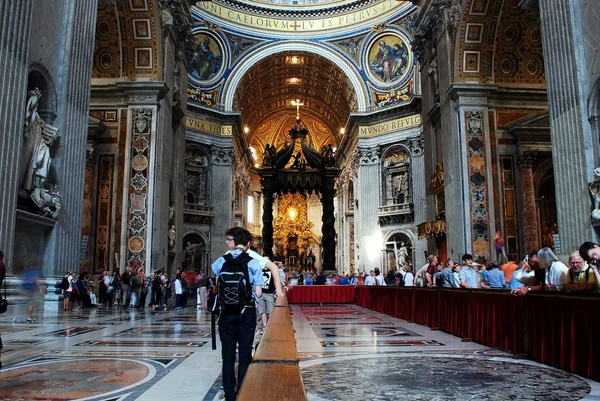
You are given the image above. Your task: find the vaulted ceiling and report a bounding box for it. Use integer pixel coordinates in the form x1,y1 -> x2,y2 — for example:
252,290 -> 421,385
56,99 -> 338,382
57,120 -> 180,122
233,51 -> 358,156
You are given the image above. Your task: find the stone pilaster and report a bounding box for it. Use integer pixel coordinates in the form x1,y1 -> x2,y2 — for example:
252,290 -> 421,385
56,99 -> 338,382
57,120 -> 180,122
48,0 -> 99,277
210,146 -> 235,260
517,151 -> 540,252
355,146 -> 381,270
0,0 -> 34,275
116,83 -> 168,274
535,0 -> 597,251
410,142 -> 427,268
321,177 -> 337,272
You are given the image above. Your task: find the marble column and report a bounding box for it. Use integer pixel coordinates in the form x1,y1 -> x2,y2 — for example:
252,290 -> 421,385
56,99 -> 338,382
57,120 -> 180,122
517,151 -> 540,252
321,177 -> 337,272
260,175 -> 275,259
355,147 -> 381,271
0,0 -> 34,275
535,0 -> 597,250
210,147 -> 234,260
47,0 -> 99,277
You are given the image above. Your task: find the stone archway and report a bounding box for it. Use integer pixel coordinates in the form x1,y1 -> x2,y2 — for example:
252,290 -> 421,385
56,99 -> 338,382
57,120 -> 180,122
222,41 -> 369,112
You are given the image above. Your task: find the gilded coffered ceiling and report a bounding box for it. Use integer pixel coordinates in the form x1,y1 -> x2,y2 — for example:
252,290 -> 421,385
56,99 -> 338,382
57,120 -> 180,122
234,51 -> 357,155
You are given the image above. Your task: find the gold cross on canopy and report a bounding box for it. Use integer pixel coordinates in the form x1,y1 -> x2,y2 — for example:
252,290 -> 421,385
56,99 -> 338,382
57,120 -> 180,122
291,99 -> 304,119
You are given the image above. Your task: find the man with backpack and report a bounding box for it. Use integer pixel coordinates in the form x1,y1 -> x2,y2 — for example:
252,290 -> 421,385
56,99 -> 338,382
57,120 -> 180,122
211,227 -> 263,401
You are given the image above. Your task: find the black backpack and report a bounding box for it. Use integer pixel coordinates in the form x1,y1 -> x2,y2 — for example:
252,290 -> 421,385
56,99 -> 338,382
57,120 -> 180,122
60,276 -> 69,290
216,252 -> 253,312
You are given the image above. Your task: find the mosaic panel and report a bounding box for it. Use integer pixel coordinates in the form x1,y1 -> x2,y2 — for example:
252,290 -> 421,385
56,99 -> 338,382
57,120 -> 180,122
94,155 -> 114,273
465,111 -> 490,261
126,108 -> 154,270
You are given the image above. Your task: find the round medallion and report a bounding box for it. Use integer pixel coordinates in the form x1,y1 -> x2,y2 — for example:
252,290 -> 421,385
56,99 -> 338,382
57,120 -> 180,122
364,32 -> 413,88
131,155 -> 149,171
187,31 -> 226,86
129,236 -> 145,253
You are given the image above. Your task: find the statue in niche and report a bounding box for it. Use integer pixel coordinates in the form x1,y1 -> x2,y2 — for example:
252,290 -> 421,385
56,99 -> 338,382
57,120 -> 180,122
396,242 -> 410,268
184,241 -> 199,270
392,172 -> 409,204
590,167 -> 600,221
168,225 -> 176,252
20,88 -> 62,219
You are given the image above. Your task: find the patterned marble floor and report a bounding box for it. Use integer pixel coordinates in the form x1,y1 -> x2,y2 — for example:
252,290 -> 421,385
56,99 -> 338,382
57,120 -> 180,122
0,303 -> 598,400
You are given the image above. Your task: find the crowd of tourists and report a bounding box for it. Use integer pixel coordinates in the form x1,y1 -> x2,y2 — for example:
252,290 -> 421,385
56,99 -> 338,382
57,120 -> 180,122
285,245 -> 600,294
60,267 -> 199,312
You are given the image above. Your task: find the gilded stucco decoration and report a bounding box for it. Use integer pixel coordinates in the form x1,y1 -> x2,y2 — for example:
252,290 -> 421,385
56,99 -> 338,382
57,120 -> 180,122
93,4 -> 122,78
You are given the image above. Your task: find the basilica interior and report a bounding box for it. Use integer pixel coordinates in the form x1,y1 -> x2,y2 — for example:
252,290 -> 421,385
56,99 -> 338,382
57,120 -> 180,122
1,0 -> 600,399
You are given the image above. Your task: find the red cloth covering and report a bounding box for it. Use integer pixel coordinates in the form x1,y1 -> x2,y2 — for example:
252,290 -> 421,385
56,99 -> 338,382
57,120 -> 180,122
286,285 -> 356,304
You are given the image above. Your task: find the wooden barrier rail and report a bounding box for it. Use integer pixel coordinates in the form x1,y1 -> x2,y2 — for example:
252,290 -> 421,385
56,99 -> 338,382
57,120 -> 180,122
238,295 -> 308,401
355,286 -> 600,382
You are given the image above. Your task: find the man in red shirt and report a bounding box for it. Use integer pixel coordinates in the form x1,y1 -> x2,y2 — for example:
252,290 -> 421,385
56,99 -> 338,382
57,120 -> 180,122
424,255 -> 439,287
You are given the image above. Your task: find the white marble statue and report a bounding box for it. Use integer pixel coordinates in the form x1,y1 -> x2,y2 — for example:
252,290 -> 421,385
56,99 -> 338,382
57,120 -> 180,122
21,88 -> 62,218
397,242 -> 409,268
168,225 -> 176,252
589,167 -> 600,220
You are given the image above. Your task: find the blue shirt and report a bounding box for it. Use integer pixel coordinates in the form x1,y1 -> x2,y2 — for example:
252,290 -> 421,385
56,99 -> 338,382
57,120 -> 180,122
487,268 -> 507,288
211,248 -> 263,293
510,269 -> 524,290
459,266 -> 478,288
434,267 -> 458,288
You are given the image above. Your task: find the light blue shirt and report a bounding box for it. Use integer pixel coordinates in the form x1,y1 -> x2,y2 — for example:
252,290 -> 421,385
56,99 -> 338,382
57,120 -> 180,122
211,248 -> 263,288
487,268 -> 507,288
459,266 -> 478,288
510,269 -> 524,290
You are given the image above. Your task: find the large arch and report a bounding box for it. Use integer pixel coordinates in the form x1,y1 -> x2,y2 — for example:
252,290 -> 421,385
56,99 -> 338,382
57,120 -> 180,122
222,41 -> 369,113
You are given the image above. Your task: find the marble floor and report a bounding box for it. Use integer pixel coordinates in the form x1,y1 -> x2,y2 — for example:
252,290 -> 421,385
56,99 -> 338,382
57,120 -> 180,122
0,303 -> 598,401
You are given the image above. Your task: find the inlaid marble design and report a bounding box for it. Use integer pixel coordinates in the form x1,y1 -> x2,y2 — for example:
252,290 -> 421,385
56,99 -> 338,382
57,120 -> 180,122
313,326 -> 420,338
35,326 -> 103,337
110,327 -> 211,338
159,315 -> 212,322
77,340 -> 207,347
301,356 -> 591,401
3,339 -> 50,345
320,340 -> 443,347
0,359 -> 152,400
305,315 -> 383,322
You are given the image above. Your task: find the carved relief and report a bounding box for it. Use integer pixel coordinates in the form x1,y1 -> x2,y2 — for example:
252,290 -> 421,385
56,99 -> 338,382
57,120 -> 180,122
210,147 -> 234,165
185,147 -> 209,205
358,147 -> 380,165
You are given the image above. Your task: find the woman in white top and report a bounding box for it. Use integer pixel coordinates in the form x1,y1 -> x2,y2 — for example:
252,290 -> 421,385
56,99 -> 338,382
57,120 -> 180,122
537,247 -> 569,291
403,265 -> 414,287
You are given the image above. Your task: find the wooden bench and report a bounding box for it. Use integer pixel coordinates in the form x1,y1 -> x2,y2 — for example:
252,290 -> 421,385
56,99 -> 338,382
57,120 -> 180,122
238,295 -> 307,401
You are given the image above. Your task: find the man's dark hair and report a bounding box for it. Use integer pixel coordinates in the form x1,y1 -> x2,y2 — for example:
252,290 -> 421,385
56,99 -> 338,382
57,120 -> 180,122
490,262 -> 499,269
527,250 -> 539,261
0,250 -> 4,260
579,242 -> 598,262
225,227 -> 252,247
374,268 -> 380,275
462,253 -> 473,262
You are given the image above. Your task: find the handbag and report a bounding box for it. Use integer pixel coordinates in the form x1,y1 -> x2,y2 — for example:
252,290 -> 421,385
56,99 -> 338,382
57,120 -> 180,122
0,279 -> 7,314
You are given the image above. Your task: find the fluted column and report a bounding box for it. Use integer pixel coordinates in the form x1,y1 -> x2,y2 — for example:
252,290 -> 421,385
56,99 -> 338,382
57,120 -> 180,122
517,151 -> 540,252
210,147 -> 234,260
0,0 -> 34,275
411,149 -> 427,268
536,0 -> 597,250
48,0 -> 99,275
355,147 -> 381,271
